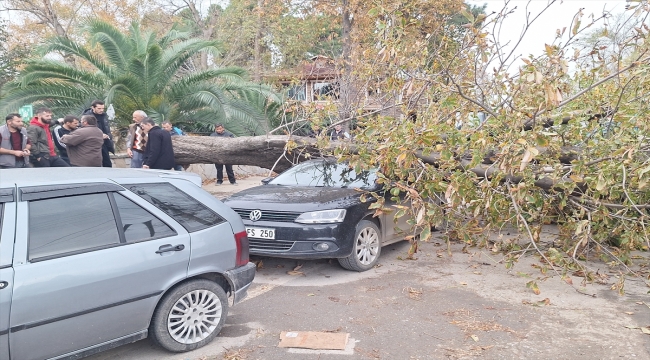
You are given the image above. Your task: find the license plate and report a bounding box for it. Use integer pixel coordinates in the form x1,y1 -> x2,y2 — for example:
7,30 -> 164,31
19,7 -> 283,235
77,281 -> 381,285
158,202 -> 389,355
246,227 -> 275,239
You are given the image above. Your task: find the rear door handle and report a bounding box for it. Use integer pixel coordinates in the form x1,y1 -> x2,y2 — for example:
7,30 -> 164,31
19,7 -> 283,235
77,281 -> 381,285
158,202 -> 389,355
156,244 -> 185,254
0,281 -> 8,290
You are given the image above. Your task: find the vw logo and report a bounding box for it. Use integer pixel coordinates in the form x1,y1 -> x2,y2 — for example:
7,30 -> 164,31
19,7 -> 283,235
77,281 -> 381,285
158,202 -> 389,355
249,210 -> 262,222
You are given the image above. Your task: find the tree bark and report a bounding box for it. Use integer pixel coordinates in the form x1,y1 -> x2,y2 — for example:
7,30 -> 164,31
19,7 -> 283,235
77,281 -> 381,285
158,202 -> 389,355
338,0 -> 354,131
172,135 -> 320,172
253,0 -> 263,82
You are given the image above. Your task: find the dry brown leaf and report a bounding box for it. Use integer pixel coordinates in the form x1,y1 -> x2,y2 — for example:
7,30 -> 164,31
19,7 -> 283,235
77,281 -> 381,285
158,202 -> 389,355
624,312 -> 634,315
470,334 -> 479,342
293,264 -> 303,271
404,287 -> 423,300
287,270 -> 305,276
328,296 -> 340,302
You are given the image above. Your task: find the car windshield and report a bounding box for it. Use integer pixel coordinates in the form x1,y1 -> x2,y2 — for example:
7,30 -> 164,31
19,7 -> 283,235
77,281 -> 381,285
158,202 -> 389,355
270,161 -> 377,189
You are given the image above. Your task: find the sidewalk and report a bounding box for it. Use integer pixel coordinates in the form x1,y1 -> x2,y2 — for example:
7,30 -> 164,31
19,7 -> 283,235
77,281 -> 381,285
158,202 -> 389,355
202,175 -> 267,200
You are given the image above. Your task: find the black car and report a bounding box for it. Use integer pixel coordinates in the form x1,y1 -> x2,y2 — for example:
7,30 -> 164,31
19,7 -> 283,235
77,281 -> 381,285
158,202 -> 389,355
223,159 -> 411,271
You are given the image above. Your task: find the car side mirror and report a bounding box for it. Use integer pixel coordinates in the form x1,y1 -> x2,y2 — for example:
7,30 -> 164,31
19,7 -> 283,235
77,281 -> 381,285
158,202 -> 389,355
261,177 -> 274,185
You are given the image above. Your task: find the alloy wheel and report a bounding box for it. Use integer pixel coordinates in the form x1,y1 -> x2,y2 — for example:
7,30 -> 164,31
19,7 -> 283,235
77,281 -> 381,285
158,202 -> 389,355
167,289 -> 223,344
355,226 -> 380,265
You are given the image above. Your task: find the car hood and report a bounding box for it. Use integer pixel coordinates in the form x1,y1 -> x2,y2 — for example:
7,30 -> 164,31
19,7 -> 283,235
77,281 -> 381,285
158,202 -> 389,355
223,185 -> 364,211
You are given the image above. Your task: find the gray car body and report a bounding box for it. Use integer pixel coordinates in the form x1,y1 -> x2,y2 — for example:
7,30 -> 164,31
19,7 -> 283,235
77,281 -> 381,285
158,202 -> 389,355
0,168 -> 254,360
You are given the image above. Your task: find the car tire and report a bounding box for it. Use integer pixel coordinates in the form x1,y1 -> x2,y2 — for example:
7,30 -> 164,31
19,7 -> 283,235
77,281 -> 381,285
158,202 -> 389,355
149,279 -> 229,352
338,220 -> 382,272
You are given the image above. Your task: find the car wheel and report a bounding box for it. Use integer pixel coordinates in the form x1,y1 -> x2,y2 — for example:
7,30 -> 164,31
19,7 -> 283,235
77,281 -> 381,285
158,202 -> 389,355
149,279 -> 228,352
338,220 -> 382,272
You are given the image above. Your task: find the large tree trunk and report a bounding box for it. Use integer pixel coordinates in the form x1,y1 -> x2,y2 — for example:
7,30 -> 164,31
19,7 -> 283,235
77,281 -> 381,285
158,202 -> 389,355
172,135 -> 320,172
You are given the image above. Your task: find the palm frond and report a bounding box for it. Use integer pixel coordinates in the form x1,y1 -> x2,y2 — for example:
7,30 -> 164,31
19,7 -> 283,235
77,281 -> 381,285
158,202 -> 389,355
159,39 -> 223,84
19,60 -> 108,89
87,19 -> 133,69
42,36 -> 114,76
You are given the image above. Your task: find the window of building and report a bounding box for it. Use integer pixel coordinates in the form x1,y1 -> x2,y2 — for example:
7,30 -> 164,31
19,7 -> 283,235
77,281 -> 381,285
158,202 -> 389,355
313,82 -> 338,100
284,84 -> 306,101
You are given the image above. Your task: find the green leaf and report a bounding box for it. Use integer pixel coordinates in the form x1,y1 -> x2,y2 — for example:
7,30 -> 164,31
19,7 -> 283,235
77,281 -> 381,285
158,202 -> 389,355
526,281 -> 541,295
460,9 -> 474,23
420,226 -> 432,241
596,174 -> 606,192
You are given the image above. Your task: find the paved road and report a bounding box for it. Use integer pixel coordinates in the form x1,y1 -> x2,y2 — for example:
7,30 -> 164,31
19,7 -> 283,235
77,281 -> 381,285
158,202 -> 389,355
87,238 -> 650,360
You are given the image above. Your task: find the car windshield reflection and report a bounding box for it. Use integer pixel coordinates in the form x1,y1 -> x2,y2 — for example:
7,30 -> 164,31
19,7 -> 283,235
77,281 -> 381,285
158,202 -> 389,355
269,161 -> 377,189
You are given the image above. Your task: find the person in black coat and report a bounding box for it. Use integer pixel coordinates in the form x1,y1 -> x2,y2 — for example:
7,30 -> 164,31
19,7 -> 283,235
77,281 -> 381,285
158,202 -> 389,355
140,118 -> 175,170
82,100 -> 114,167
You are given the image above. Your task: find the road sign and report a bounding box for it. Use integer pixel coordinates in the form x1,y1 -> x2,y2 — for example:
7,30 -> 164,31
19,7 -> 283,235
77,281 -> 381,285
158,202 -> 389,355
18,105 -> 33,120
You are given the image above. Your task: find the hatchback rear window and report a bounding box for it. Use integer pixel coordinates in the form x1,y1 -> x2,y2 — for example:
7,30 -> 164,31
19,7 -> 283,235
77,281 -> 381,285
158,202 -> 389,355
125,183 -> 224,232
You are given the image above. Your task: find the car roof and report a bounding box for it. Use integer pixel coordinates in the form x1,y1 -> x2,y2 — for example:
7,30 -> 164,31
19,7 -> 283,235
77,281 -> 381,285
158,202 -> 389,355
0,168 -> 201,187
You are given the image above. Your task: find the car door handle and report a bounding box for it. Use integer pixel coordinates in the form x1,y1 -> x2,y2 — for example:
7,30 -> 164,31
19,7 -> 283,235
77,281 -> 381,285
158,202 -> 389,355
155,244 -> 185,254
0,281 -> 8,290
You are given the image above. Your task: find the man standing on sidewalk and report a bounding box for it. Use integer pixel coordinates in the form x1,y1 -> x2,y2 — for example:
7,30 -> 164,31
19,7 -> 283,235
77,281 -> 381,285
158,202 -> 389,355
140,118 -> 175,170
0,113 -> 31,169
210,124 -> 237,185
52,115 -> 79,165
126,110 -> 147,168
162,121 -> 184,171
27,107 -> 69,167
60,115 -> 105,167
82,100 -> 114,167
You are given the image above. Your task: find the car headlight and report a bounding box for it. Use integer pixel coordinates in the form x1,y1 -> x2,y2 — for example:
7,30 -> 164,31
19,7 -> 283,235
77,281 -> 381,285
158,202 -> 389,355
295,209 -> 347,224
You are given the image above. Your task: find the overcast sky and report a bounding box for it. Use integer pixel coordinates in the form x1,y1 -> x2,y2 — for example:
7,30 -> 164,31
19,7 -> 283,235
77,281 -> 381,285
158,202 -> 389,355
466,0 -> 628,59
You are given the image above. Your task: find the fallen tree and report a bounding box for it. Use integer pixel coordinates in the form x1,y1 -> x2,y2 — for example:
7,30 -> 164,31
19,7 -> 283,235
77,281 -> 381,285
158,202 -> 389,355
207,1 -> 650,290
172,135 -> 319,172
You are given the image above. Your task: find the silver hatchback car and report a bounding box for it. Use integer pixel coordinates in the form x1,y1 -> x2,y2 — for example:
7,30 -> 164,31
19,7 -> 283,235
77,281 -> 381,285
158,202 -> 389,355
0,168 -> 255,360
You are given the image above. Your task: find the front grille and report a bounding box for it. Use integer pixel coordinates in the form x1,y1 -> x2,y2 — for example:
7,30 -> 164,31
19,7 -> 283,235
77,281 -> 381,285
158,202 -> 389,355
249,239 -> 295,252
232,208 -> 300,223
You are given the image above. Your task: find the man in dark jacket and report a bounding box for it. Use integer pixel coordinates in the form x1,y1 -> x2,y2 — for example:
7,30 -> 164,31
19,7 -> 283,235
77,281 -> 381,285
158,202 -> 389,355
27,107 -> 69,167
162,121 -> 184,171
82,100 -> 114,167
52,115 -> 79,165
210,123 -> 237,185
0,113 -> 32,168
60,115 -> 104,167
140,118 -> 175,170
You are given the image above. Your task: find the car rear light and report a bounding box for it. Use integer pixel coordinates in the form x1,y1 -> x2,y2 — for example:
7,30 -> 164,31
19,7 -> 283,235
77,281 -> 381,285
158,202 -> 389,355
234,231 -> 249,267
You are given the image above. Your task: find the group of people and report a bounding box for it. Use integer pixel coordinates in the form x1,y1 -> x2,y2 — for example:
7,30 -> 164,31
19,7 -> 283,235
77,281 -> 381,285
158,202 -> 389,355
1,100 -> 180,170
123,109 -> 180,170
1,101 -> 111,169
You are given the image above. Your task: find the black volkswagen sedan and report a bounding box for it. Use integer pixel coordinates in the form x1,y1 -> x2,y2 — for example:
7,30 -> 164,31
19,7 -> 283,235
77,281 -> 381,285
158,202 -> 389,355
223,159 -> 410,271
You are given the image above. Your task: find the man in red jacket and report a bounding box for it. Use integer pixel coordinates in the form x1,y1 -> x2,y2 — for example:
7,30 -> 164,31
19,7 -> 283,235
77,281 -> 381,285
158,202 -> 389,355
27,107 -> 69,167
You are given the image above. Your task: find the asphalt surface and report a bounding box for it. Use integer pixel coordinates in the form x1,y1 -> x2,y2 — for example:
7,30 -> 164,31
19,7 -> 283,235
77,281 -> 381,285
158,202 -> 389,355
87,239 -> 650,360
87,176 -> 650,359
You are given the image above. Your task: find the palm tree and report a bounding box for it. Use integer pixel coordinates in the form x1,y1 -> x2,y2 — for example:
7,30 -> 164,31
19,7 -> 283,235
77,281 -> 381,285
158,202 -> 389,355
0,20 -> 281,136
